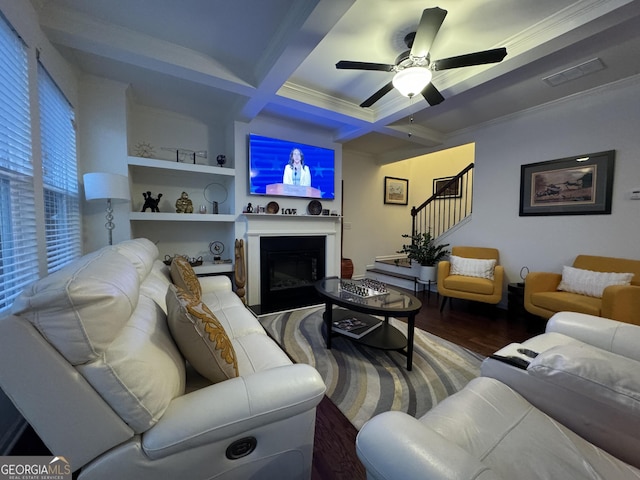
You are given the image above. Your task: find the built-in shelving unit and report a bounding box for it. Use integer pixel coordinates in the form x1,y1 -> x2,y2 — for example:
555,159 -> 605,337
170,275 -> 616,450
127,155 -> 236,272
242,213 -> 341,220
193,262 -> 234,275
129,212 -> 235,222
128,155 -> 235,177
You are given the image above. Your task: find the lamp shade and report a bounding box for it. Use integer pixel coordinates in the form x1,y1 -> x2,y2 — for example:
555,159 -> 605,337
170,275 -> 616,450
83,172 -> 129,201
392,67 -> 433,98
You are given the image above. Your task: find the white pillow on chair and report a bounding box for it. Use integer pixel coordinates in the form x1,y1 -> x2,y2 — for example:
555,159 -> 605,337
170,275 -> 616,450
449,255 -> 496,280
557,266 -> 633,298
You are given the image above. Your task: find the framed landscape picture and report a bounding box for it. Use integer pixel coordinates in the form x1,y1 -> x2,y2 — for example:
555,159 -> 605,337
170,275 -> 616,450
519,150 -> 615,216
384,176 -> 408,205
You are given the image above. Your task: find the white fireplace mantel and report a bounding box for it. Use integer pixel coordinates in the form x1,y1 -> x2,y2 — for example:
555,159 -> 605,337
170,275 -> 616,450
242,214 -> 342,306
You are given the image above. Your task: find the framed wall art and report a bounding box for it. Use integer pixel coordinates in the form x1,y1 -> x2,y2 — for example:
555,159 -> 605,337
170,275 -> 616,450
519,150 -> 615,216
384,176 -> 408,205
433,176 -> 461,198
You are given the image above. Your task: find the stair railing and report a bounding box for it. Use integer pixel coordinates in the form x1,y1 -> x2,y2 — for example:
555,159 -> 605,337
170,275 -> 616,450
411,163 -> 474,239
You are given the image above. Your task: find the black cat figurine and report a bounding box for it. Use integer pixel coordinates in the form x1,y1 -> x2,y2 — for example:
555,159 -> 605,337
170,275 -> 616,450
141,191 -> 162,212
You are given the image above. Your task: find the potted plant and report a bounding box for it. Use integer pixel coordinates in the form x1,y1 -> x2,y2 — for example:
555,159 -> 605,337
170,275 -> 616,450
398,232 -> 450,282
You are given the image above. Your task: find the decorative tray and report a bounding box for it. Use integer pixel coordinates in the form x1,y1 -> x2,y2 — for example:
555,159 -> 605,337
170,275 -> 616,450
163,255 -> 203,267
339,279 -> 389,298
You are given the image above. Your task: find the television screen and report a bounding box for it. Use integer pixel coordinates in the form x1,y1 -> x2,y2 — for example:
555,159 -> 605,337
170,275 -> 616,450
248,133 -> 335,199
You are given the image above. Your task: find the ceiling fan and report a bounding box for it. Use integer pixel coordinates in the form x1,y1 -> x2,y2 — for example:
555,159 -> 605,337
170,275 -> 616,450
336,7 -> 507,108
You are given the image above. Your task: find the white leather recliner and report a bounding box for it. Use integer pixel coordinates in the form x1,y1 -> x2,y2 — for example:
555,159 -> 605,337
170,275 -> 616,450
356,312 -> 640,479
481,311 -> 640,468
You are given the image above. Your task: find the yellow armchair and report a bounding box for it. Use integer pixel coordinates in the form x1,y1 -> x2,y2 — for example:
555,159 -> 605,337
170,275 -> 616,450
524,255 -> 640,325
437,246 -> 504,311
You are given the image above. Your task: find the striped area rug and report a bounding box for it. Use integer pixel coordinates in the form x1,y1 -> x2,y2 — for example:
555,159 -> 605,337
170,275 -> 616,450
259,306 -> 483,430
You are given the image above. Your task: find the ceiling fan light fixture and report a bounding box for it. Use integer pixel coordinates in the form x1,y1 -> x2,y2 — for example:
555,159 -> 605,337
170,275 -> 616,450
392,67 -> 432,97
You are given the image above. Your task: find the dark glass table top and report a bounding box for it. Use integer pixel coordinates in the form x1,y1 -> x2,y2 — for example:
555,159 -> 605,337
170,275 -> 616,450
315,277 -> 421,316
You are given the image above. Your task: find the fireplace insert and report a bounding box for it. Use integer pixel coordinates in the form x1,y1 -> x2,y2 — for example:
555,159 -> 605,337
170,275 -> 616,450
260,236 -> 326,313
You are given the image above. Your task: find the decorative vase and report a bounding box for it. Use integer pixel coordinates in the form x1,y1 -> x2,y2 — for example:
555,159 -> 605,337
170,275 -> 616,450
419,265 -> 436,282
341,258 -> 354,279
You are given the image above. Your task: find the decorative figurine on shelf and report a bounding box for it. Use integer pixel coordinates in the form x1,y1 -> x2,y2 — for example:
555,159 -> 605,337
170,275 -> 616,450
175,191 -> 194,213
216,154 -> 226,167
141,191 -> 162,212
160,147 -> 207,164
246,202 -> 253,213
133,141 -> 155,158
209,240 -> 225,262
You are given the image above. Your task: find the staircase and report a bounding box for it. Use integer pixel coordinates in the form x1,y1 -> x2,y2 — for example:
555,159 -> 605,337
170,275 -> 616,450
411,162 -> 474,239
367,257 -> 419,291
366,163 -> 474,290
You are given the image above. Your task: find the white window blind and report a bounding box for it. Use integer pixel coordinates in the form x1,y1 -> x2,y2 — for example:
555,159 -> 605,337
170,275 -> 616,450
0,13 -> 39,313
38,63 -> 81,272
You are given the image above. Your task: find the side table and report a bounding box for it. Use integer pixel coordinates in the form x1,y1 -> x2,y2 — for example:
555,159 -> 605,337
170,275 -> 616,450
507,282 -> 526,321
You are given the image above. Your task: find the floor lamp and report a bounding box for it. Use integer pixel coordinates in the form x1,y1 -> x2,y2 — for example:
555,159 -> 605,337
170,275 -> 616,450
83,172 -> 130,245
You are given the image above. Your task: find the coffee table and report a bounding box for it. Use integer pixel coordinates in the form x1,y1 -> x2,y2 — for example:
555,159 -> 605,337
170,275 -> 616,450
315,277 -> 422,370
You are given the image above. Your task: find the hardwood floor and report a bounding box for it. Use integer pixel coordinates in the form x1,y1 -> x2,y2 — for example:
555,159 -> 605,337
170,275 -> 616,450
311,290 -> 543,480
10,291 -> 543,480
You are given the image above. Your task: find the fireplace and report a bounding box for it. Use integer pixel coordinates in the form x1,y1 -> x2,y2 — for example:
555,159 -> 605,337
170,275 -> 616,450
259,236 -> 326,313
244,214 -> 341,310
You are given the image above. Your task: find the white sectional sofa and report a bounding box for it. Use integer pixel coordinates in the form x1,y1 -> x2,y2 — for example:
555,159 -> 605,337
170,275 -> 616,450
0,238 -> 326,479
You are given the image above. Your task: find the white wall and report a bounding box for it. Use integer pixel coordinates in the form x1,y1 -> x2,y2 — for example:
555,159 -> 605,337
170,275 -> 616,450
446,77 -> 640,284
128,105 -> 213,162
342,144 -> 474,278
343,76 -> 640,287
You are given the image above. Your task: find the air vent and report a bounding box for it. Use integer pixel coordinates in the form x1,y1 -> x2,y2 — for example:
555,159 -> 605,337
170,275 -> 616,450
543,58 -> 605,87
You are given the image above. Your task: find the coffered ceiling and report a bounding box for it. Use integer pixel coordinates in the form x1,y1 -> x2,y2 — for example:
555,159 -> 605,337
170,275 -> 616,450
31,0 -> 640,160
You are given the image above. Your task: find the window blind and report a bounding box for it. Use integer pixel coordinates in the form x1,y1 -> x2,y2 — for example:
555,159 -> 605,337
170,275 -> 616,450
0,13 -> 39,313
38,63 -> 81,272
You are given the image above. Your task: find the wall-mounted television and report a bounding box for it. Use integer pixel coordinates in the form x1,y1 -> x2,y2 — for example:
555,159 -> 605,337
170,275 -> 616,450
248,133 -> 335,199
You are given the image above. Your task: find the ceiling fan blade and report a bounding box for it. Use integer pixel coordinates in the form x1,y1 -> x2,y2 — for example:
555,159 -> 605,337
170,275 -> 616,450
421,83 -> 445,106
360,81 -> 394,108
432,47 -> 507,71
336,60 -> 395,72
410,7 -> 447,58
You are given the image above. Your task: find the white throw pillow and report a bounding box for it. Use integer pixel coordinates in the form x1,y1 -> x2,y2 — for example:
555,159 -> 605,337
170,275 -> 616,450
557,265 -> 633,298
449,255 -> 496,280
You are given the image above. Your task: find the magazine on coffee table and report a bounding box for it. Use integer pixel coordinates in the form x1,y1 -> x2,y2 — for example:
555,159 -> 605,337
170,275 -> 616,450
333,316 -> 382,339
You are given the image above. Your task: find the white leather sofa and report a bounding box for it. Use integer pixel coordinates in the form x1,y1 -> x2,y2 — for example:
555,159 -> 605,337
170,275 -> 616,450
0,238 -> 326,479
356,312 -> 640,479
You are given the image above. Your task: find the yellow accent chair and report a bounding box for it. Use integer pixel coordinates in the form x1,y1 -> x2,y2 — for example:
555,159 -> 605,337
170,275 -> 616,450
524,255 -> 640,325
437,246 -> 504,311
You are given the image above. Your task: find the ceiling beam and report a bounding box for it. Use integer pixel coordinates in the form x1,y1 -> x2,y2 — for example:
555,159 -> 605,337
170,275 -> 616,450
236,0 -> 356,122
37,5 -> 255,95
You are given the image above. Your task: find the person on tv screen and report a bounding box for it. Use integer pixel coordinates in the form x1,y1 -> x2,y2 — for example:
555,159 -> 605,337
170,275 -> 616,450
283,147 -> 311,186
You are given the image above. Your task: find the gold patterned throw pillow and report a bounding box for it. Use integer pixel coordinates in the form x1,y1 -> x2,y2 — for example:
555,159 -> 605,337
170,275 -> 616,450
170,255 -> 202,299
166,284 -> 238,383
